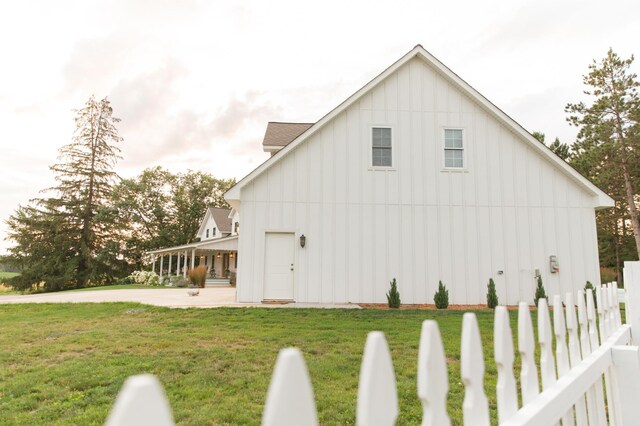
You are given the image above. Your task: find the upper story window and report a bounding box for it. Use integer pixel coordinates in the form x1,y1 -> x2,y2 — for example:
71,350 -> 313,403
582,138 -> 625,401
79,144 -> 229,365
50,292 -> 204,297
213,227 -> 217,237
234,222 -> 239,233
372,127 -> 392,167
206,229 -> 209,238
444,129 -> 464,168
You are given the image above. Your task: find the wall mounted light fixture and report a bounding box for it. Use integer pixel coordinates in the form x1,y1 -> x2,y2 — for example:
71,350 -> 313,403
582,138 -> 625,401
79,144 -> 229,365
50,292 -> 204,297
300,234 -> 306,248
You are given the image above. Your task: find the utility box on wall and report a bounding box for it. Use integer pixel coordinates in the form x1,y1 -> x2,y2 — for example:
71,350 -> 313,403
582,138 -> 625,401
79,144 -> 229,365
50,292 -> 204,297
550,255 -> 560,273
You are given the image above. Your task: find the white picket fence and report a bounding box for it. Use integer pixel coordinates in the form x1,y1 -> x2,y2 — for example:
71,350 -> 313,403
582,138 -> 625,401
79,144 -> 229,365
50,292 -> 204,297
105,261 -> 640,425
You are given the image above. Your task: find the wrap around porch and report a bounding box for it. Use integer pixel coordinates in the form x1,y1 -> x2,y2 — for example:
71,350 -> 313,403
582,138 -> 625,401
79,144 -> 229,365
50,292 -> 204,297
147,235 -> 238,285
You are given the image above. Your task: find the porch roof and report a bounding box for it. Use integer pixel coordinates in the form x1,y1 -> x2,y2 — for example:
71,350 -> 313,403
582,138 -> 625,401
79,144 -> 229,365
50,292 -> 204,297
147,235 -> 238,256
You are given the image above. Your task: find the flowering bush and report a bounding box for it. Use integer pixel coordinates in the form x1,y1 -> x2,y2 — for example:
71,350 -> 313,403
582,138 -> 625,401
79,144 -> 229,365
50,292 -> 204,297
129,270 -> 160,286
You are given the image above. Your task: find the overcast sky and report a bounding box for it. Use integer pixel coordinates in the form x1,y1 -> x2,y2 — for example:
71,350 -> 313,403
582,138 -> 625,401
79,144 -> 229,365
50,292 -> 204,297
1,0 -> 639,254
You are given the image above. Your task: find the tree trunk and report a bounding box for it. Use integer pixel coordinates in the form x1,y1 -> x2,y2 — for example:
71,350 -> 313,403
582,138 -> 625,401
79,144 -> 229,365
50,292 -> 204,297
615,110 -> 640,260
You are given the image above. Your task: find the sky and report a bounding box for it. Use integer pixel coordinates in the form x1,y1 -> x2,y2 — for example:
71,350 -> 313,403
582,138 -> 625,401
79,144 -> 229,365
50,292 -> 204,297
1,0 -> 639,254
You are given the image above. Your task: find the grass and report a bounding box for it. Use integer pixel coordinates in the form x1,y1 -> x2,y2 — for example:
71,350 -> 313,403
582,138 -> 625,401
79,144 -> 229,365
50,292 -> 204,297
67,284 -> 176,292
0,305 -> 524,425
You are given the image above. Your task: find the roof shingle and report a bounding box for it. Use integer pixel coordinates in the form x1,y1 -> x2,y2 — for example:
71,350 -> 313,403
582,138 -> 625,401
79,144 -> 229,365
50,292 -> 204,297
262,122 -> 314,148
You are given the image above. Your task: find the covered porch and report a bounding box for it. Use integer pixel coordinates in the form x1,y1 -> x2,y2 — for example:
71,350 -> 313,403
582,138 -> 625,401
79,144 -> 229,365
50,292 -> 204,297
147,235 -> 238,285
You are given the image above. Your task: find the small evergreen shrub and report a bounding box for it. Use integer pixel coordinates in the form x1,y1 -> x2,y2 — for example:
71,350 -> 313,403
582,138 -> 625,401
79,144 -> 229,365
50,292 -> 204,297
188,265 -> 208,288
486,278 -> 499,309
434,281 -> 449,309
534,276 -> 547,307
585,281 -> 597,309
386,278 -> 401,308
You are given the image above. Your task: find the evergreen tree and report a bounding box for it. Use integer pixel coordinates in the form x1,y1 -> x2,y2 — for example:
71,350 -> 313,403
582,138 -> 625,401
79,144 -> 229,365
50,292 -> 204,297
486,278 -> 499,309
5,96 -> 123,290
534,276 -> 548,307
434,281 -> 449,309
567,49 -> 640,260
386,278 -> 401,308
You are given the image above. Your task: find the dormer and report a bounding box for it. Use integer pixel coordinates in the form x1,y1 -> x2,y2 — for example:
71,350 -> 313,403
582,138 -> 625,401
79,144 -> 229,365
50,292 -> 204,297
262,122 -> 314,157
196,207 -> 233,241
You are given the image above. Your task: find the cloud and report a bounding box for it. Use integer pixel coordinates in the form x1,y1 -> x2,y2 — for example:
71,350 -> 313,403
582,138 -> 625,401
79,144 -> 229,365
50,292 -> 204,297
108,63 -> 282,170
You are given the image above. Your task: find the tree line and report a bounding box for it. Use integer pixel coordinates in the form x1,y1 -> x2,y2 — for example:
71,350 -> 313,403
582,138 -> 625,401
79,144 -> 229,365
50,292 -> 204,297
3,49 -> 640,291
2,96 -> 234,291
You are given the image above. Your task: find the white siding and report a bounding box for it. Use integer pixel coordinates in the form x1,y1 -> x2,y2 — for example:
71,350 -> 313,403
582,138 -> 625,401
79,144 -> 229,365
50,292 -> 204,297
236,57 -> 602,305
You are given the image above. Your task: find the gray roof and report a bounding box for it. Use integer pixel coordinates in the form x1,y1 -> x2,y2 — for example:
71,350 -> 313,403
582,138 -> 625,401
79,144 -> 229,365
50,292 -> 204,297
262,122 -> 314,148
209,207 -> 232,234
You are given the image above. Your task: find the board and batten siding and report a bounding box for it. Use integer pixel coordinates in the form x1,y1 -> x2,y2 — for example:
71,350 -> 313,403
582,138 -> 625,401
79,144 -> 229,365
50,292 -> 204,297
236,57 -> 600,305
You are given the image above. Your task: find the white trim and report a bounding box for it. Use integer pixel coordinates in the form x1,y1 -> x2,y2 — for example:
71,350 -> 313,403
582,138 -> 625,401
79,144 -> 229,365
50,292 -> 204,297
370,125 -> 394,169
441,127 -> 466,171
224,45 -> 614,208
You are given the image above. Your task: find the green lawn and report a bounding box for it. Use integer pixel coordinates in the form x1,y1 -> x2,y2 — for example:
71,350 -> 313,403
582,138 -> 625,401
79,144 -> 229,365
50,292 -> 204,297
0,305 -> 522,425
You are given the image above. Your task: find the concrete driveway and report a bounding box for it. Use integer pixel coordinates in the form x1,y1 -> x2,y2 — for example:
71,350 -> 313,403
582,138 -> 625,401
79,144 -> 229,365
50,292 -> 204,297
0,287 -> 244,308
0,287 -> 361,309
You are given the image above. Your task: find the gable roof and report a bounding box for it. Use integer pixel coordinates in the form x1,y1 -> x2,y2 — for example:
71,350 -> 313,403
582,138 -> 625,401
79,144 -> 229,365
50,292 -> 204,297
196,206 -> 232,237
263,122 -> 314,149
225,45 -> 614,209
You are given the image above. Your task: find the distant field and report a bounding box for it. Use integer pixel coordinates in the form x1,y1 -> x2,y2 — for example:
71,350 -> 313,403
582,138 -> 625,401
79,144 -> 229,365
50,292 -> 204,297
0,271 -> 19,280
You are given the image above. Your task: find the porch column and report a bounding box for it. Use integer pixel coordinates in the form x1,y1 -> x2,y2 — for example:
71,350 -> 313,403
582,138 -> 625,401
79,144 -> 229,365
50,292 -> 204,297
183,250 -> 188,277
152,256 -> 156,273
159,255 -> 164,280
168,253 -> 172,277
191,249 -> 196,270
208,254 -> 213,273
176,252 -> 181,276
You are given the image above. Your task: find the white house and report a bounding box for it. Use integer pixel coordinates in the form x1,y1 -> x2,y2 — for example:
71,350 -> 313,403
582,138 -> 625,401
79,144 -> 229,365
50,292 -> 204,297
148,206 -> 239,283
225,44 -> 613,305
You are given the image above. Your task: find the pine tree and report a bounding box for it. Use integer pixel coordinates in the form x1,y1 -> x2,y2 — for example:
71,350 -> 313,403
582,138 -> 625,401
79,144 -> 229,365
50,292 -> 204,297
386,278 -> 401,308
567,49 -> 640,259
434,280 -> 449,309
534,276 -> 548,307
5,96 -> 123,290
486,278 -> 499,309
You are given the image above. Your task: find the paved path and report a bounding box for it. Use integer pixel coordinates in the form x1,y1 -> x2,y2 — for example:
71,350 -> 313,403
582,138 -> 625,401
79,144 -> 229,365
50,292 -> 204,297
0,287 -> 360,309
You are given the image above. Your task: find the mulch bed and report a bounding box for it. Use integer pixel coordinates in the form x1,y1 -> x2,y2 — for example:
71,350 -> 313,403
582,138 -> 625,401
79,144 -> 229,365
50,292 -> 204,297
358,304 -> 528,310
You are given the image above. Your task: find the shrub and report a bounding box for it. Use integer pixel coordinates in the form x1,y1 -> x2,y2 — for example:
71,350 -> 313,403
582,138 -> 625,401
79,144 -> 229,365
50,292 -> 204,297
129,270 -> 159,286
600,266 -> 617,285
188,265 -> 208,288
229,271 -> 237,287
584,281 -> 597,309
434,281 -> 449,309
386,278 -> 401,308
534,276 -> 547,307
487,278 -> 499,309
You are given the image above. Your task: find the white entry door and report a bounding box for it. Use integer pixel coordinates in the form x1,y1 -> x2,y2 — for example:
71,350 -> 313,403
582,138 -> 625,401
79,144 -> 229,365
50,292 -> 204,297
264,232 -> 295,300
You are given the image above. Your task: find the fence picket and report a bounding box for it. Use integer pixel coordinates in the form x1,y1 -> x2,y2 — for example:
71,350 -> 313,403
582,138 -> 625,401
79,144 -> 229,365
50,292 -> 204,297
461,313 -> 490,425
262,348 -> 318,426
417,320 -> 450,426
105,374 -> 174,426
102,265 -> 640,426
552,295 -> 574,426
587,288 -> 608,425
356,332 -> 398,426
537,298 -> 557,391
494,306 -> 518,423
518,302 -> 540,405
613,281 -> 622,328
565,292 -> 588,426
